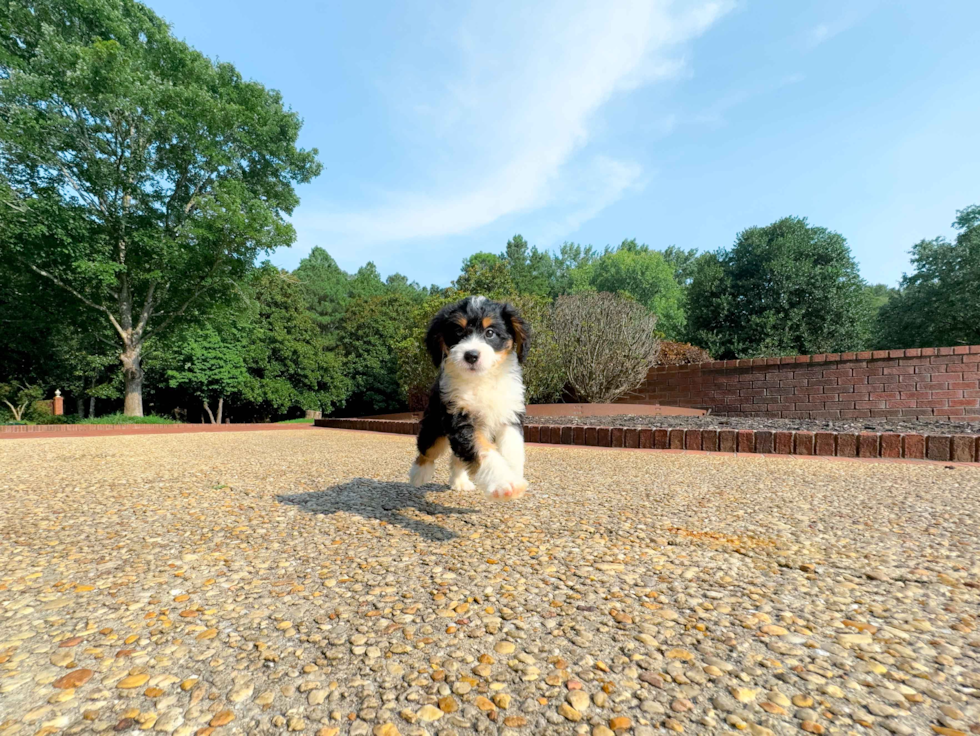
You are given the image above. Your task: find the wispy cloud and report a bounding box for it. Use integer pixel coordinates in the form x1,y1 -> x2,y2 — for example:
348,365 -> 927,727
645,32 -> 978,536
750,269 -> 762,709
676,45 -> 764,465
805,2 -> 879,49
295,0 -> 733,250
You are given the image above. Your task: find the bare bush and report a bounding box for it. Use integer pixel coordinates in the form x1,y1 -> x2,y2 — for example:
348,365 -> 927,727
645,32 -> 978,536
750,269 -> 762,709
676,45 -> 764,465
552,292 -> 661,403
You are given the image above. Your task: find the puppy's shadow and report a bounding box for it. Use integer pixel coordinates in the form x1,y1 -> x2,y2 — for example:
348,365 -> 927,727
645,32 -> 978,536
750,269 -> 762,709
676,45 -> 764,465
277,478 -> 476,541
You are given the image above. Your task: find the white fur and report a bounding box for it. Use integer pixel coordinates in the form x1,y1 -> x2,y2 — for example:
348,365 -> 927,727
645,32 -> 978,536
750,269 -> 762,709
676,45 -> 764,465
449,456 -> 476,491
496,423 -> 525,479
409,459 -> 435,488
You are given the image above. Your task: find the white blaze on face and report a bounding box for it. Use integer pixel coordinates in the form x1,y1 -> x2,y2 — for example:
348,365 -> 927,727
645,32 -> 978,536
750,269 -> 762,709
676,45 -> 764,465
448,334 -> 498,373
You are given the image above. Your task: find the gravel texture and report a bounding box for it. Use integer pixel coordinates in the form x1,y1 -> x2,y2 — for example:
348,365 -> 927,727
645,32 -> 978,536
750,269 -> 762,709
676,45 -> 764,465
532,414 -> 980,437
2,429 -> 980,736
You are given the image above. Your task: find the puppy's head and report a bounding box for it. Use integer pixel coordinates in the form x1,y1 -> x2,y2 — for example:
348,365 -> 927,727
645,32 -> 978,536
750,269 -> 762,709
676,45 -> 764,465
426,295 -> 529,374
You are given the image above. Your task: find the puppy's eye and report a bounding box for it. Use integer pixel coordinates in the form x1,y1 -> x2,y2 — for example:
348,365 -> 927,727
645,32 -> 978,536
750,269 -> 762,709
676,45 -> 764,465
485,328 -> 495,338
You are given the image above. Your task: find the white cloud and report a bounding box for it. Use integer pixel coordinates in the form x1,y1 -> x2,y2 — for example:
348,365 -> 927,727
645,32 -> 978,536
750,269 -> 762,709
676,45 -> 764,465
295,0 -> 733,249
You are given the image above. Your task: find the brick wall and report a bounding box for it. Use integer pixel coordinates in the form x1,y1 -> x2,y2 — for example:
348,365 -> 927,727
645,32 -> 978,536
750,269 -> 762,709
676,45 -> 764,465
620,346 -> 980,420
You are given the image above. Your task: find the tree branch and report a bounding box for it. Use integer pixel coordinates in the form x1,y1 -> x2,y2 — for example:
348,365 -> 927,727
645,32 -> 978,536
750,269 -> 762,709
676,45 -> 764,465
25,261 -> 126,341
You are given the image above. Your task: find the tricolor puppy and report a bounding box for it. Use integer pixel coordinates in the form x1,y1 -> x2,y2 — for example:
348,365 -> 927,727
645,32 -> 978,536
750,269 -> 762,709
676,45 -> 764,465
409,295 -> 529,500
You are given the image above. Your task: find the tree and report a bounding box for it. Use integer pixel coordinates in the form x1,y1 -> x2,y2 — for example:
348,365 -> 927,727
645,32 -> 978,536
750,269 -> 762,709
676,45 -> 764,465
583,240 -> 686,339
293,247 -> 349,345
0,382 -> 43,422
0,0 -> 320,415
876,205 -> 980,349
164,323 -> 249,423
687,217 -> 875,359
454,252 -> 515,297
552,292 -> 661,403
243,265 -> 349,419
503,235 -> 557,297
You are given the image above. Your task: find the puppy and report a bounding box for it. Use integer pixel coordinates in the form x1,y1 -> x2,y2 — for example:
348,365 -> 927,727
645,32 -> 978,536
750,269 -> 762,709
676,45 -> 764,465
409,295 -> 529,500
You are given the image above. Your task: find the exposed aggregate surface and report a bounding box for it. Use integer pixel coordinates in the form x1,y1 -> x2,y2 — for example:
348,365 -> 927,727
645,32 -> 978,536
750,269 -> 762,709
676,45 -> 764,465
1,429 -> 979,736
531,415 -> 980,437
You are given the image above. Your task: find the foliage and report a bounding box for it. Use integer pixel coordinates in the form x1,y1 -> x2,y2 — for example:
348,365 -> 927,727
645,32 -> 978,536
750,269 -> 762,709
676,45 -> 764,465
658,341 -> 712,366
454,253 -> 515,297
0,382 -> 43,422
876,205 -> 980,349
581,240 -> 686,339
293,247 -> 349,345
0,0 -> 320,415
164,323 -> 250,423
551,292 -> 661,403
77,412 -> 176,424
687,217 -> 875,359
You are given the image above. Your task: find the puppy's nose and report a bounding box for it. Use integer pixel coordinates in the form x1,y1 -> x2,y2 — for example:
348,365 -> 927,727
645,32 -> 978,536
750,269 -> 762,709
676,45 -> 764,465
463,350 -> 479,365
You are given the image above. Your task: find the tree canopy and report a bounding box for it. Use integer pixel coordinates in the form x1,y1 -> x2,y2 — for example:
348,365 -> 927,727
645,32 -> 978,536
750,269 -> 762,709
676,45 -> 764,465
0,0 -> 320,415
686,217 -> 875,359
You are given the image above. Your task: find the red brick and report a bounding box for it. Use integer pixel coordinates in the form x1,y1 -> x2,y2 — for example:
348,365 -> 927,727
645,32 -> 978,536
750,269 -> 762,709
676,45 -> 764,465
837,433 -> 858,457
951,435 -> 976,462
669,428 -> 684,449
926,435 -> 950,461
737,430 -> 755,453
774,431 -> 793,454
585,426 -> 598,446
638,428 -> 653,449
702,429 -> 718,452
858,433 -> 880,457
610,427 -> 624,447
716,429 -> 735,452
654,428 -> 669,449
684,429 -> 702,451
794,431 -> 814,455
755,430 -> 774,453
951,398 -> 980,408
524,424 -> 540,443
880,433 -> 901,458
597,427 -> 612,447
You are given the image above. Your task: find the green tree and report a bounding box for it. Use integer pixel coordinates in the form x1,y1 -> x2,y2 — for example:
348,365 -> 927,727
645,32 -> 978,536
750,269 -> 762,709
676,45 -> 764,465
687,217 -> 875,358
164,323 -> 250,423
454,252 -> 515,297
503,235 -> 556,297
0,0 -> 320,415
876,205 -> 980,349
293,247 -> 349,345
243,265 -> 349,419
581,240 -> 686,339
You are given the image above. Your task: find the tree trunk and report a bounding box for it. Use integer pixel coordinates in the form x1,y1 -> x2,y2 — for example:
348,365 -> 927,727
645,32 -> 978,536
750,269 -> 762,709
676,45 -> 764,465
216,397 -> 223,425
203,400 -> 216,424
89,396 -> 95,418
120,342 -> 144,417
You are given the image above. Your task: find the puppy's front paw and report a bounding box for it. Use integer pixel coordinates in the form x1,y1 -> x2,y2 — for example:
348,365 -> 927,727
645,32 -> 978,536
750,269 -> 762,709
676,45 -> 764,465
485,478 -> 527,501
450,476 -> 476,492
409,461 -> 435,488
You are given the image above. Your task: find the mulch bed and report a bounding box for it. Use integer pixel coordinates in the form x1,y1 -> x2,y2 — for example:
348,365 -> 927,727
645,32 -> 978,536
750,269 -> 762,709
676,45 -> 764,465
531,414 -> 980,437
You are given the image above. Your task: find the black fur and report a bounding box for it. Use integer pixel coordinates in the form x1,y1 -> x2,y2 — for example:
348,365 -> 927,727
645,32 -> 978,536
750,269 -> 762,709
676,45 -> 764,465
417,296 -> 528,463
424,296 -> 529,367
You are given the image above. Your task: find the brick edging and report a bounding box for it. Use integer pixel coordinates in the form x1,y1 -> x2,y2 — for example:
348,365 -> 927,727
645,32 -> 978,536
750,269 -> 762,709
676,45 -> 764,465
314,418 -> 980,463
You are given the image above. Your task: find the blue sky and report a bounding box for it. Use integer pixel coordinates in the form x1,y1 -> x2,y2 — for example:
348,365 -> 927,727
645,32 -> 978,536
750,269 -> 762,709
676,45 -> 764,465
150,0 -> 980,288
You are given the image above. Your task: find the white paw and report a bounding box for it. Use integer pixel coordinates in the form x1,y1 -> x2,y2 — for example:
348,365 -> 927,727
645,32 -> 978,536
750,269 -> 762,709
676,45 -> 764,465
485,477 -> 528,501
409,460 -> 435,488
450,476 -> 477,492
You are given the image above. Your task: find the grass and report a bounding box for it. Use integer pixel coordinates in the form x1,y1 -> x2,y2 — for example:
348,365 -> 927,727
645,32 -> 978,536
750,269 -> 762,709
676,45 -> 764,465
277,417 -> 315,424
78,413 -> 178,425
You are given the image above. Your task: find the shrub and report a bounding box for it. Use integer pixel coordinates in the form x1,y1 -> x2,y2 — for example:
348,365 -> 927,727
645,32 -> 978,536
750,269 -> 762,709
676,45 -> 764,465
552,292 -> 661,403
658,341 -> 712,366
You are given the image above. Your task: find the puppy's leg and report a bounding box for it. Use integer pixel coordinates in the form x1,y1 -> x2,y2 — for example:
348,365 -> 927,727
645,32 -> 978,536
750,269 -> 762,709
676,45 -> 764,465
410,430 -> 447,488
496,422 -> 526,479
448,455 -> 476,492
448,415 -> 525,501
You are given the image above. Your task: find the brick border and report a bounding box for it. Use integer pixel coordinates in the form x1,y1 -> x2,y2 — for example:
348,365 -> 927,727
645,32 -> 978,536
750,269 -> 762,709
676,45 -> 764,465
313,418 -> 980,464
0,423 -> 316,439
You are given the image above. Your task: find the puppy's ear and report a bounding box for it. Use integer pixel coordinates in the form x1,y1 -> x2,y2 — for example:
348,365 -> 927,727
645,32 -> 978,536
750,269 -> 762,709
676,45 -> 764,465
502,303 -> 530,363
425,307 -> 451,367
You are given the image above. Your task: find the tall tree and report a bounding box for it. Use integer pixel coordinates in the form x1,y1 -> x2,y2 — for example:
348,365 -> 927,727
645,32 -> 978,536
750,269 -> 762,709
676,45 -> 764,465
580,239 -> 686,339
293,247 -> 349,345
876,205 -> 980,349
0,0 -> 320,415
454,252 -> 515,297
503,234 -> 556,297
687,217 -> 875,358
